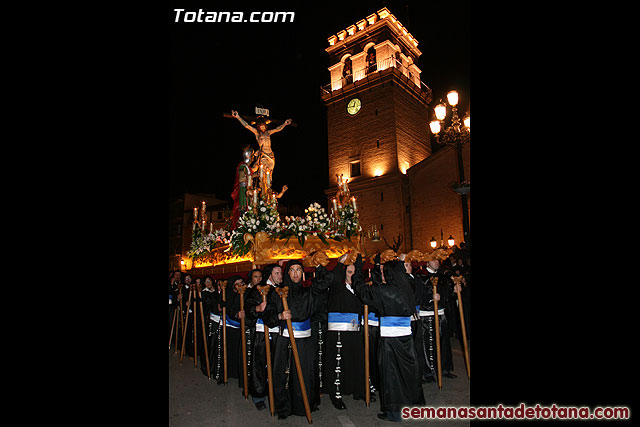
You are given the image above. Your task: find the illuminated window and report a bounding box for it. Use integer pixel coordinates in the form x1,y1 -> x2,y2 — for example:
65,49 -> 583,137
350,161 -> 361,178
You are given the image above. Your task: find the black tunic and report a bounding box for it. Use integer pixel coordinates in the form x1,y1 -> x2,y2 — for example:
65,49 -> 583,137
415,268 -> 455,378
200,287 -> 219,377
191,288 -> 210,373
272,263 -> 332,418
205,287 -> 226,383
169,281 -> 180,341
354,260 -> 425,414
324,262 -> 366,400
310,276 -> 328,396
182,284 -> 197,357
245,282 -> 280,398
223,288 -> 243,384
174,284 -> 191,353
450,263 -> 471,340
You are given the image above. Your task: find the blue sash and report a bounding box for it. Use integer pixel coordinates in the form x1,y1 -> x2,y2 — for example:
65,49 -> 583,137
361,311 -> 379,326
256,318 -> 279,333
379,316 -> 412,337
281,318 -> 311,338
225,315 -> 240,328
328,312 -> 360,331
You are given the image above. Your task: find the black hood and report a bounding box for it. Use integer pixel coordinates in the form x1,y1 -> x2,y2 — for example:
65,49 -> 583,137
383,260 -> 416,310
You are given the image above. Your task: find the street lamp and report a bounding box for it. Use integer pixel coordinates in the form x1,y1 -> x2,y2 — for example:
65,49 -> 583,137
430,229 -> 455,250
429,90 -> 471,248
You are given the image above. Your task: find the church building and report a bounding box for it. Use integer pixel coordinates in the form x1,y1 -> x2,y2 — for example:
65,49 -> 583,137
321,8 -> 470,255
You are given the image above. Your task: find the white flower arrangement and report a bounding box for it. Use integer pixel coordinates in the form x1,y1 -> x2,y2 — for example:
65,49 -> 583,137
230,198 -> 281,256
187,226 -> 232,261
333,203 -> 362,239
226,199 -> 362,256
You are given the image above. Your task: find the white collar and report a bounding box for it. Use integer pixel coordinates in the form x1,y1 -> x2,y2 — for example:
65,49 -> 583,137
345,281 -> 354,294
426,267 -> 438,274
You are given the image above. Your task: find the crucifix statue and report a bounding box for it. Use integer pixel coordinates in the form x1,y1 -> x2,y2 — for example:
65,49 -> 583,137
230,109 -> 292,179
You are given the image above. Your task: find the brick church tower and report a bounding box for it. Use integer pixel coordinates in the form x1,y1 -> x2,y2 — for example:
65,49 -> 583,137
321,8 -> 432,254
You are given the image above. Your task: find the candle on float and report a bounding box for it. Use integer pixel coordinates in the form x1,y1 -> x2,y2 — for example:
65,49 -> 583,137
351,196 -> 357,210
210,222 -> 213,233
332,198 -> 338,212
248,173 -> 252,188
194,206 -> 198,219
253,189 -> 258,206
260,164 -> 264,178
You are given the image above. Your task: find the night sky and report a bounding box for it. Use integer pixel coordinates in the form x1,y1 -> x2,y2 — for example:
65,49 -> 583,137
169,0 -> 469,210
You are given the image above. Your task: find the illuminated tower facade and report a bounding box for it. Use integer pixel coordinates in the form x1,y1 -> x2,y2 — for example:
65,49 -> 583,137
321,8 -> 432,253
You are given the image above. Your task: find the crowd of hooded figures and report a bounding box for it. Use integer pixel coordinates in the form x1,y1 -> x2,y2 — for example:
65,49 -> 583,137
169,249 -> 470,423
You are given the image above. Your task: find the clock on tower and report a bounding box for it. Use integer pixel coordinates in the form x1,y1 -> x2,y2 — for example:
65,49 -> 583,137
321,7 -> 433,254
346,98 -> 361,115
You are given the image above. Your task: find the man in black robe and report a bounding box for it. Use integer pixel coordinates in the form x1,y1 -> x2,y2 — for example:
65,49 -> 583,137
272,259 -> 332,420
400,254 -> 425,381
415,257 -> 457,384
210,279 -> 226,384
200,276 -> 220,378
450,256 -> 470,341
220,275 -> 246,388
353,255 -> 425,422
169,271 -> 180,343
311,265 -> 328,399
323,253 -> 366,410
182,274 -> 195,357
245,265 -> 280,410
192,278 -> 210,376
360,265 -> 381,398
240,270 -> 261,396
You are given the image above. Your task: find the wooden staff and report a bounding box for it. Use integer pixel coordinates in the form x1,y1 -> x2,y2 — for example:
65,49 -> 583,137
364,303 -> 370,407
363,279 -> 373,408
198,288 -> 212,379
237,283 -> 249,399
169,304 -> 177,350
193,285 -> 198,368
176,294 -> 184,354
432,277 -> 442,389
257,285 -> 275,416
180,286 -> 193,363
275,286 -> 312,424
175,285 -> 185,354
221,280 -> 228,384
452,276 -> 470,378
